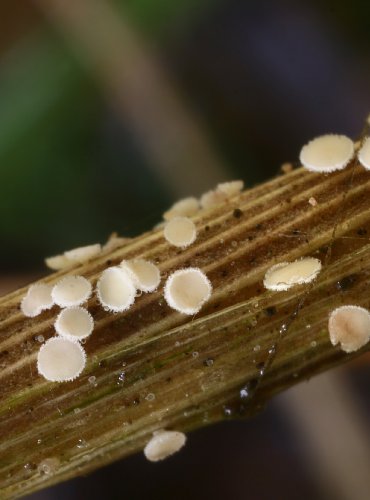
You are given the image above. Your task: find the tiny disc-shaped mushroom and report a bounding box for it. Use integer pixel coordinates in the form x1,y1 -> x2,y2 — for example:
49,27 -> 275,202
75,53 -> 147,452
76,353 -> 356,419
200,189 -> 227,209
96,267 -> 136,312
52,276 -> 92,308
164,217 -> 197,248
164,268 -> 212,315
37,337 -> 86,382
64,243 -> 101,264
299,134 -> 354,173
55,307 -> 94,341
120,259 -> 160,293
45,254 -> 72,271
217,180 -> 244,197
358,137 -> 370,170
163,197 -> 200,221
21,283 -> 54,317
328,305 -> 370,353
144,430 -> 187,462
263,257 -> 322,291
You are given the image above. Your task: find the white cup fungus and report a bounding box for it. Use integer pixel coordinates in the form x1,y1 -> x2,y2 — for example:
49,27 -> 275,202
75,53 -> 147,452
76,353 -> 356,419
52,275 -> 92,308
163,197 -> 200,221
200,189 -> 227,209
37,337 -> 86,382
358,137 -> 370,170
164,267 -> 212,315
55,307 -> 94,341
64,244 -> 101,264
263,257 -> 322,291
21,283 -> 54,318
45,254 -> 72,271
164,217 -> 197,248
144,430 -> 186,462
299,134 -> 354,173
96,267 -> 136,312
217,180 -> 244,197
328,305 -> 370,353
120,259 -> 160,293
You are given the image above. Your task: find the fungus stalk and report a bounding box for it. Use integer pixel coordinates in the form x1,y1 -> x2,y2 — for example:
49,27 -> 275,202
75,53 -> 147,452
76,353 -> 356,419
2,164 -> 370,497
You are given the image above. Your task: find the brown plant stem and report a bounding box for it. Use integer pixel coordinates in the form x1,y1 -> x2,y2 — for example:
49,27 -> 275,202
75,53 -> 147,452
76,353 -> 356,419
1,163 -> 370,498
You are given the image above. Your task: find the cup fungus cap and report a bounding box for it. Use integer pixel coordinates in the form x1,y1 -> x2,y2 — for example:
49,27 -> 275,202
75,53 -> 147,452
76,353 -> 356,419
37,337 -> 86,382
52,275 -> 92,308
163,197 -> 200,221
96,267 -> 136,312
263,257 -> 322,291
164,217 -> 197,248
45,254 -> 72,271
217,180 -> 244,197
55,307 -> 94,341
164,267 -> 212,315
120,259 -> 160,293
328,305 -> 370,353
21,283 -> 54,317
358,137 -> 370,170
299,134 -> 354,173
144,430 -> 186,462
200,189 -> 227,209
64,244 -> 101,264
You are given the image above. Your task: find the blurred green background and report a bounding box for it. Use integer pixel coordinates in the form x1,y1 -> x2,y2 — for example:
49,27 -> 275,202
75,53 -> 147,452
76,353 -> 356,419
1,1 -> 370,499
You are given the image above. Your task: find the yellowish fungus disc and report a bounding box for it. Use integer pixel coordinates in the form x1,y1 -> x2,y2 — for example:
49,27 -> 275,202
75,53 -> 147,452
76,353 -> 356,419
37,337 -> 86,382
328,305 -> 370,353
217,180 -> 244,197
52,275 -> 92,308
358,137 -> 370,170
21,283 -> 54,317
164,217 -> 197,248
96,267 -> 136,312
144,430 -> 187,462
163,197 -> 200,221
45,254 -> 72,271
300,134 -> 354,173
120,259 -> 160,293
164,267 -> 212,315
200,189 -> 227,209
263,257 -> 322,291
55,307 -> 94,341
64,243 -> 101,264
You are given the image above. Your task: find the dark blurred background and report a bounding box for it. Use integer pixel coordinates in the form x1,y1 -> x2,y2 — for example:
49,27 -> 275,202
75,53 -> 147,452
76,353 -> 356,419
1,0 -> 370,499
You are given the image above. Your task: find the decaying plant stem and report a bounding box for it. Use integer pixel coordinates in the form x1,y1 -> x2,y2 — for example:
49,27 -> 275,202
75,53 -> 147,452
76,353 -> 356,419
1,163 -> 370,498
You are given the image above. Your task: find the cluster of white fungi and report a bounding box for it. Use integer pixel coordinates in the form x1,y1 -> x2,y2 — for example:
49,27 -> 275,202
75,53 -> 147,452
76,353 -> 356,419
19,132 -> 370,460
21,180 -> 248,384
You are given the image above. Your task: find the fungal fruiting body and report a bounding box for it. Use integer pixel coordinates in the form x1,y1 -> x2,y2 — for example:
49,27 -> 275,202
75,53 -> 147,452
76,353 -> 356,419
263,257 -> 322,291
200,189 -> 227,209
164,217 -> 197,248
45,254 -> 72,271
21,284 -> 54,317
51,275 -> 92,307
120,259 -> 160,293
200,180 -> 244,209
144,430 -> 187,462
37,337 -> 86,382
163,197 -> 200,221
164,268 -> 212,315
299,134 -> 354,173
328,305 -> 370,353
64,244 -> 101,264
96,267 -> 136,312
216,180 -> 244,197
55,307 -> 94,341
45,243 -> 101,271
358,137 -> 370,170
